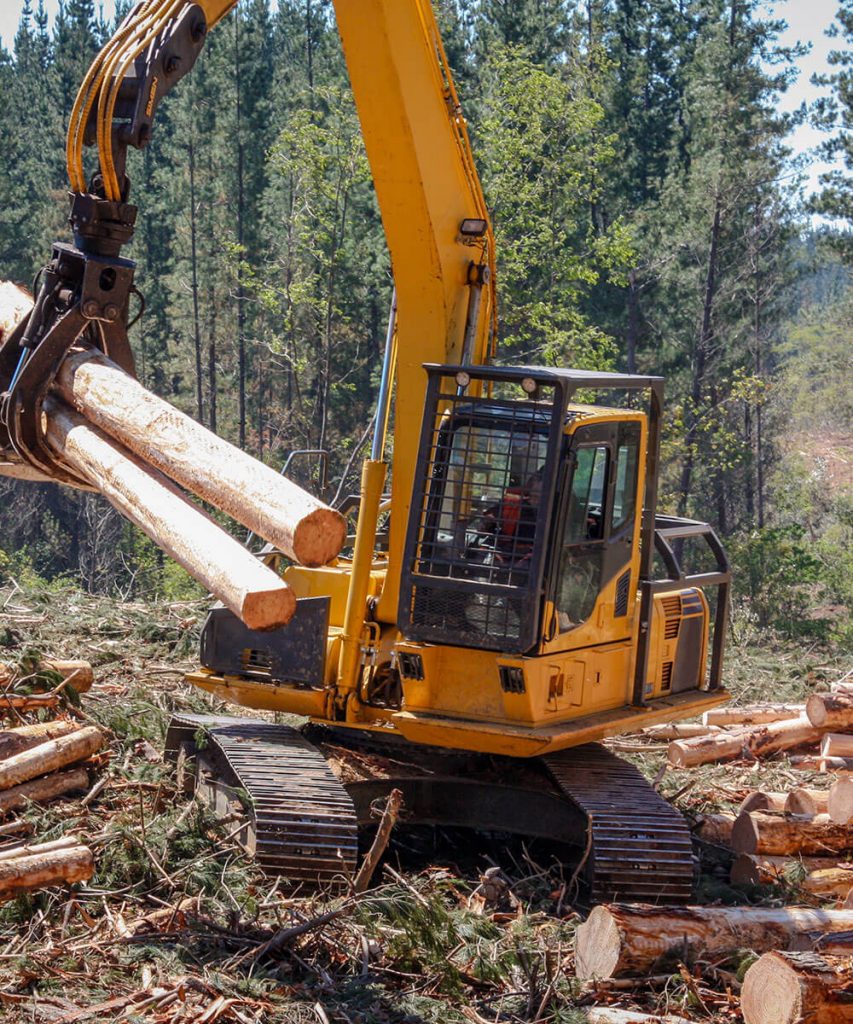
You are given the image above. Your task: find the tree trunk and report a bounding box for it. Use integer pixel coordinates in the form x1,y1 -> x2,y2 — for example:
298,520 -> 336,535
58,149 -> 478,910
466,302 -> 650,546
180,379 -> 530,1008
575,903 -> 853,980
785,789 -> 830,818
0,720 -> 80,762
678,193 -> 722,516
829,778 -> 853,824
703,703 -> 805,727
807,693 -> 853,730
55,350 -> 346,567
43,399 -> 296,629
0,768 -> 89,813
188,141 -> 204,425
732,811 -> 853,857
668,715 -> 821,768
741,950 -> 853,1024
0,844 -> 93,899
0,726 -> 104,791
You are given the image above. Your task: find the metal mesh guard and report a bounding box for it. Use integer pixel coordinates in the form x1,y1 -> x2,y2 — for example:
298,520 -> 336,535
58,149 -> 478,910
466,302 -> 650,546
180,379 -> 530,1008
403,380 -> 558,652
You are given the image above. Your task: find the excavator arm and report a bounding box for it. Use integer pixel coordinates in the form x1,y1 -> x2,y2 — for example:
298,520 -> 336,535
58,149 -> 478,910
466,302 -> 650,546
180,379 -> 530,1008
0,0 -> 497,623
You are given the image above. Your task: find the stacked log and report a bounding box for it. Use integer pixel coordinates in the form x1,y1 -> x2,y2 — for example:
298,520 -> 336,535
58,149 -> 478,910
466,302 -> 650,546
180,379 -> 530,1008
0,290 -> 347,629
784,788 -> 830,817
703,703 -> 805,727
829,778 -> 853,824
575,903 -> 853,980
0,838 -> 93,900
730,854 -> 840,886
807,691 -> 853,731
668,714 -> 822,768
741,950 -> 853,1024
731,811 -> 853,857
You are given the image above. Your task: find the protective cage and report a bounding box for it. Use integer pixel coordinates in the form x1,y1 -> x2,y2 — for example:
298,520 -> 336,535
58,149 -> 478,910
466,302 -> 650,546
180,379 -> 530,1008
399,366 -> 566,653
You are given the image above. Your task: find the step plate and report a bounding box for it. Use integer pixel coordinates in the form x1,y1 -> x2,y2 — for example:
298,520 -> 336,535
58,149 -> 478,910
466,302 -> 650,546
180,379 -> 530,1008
544,743 -> 695,904
166,713 -> 358,890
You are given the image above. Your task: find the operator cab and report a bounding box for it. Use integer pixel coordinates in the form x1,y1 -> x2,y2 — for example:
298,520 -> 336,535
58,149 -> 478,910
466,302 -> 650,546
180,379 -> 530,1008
399,365 -> 646,655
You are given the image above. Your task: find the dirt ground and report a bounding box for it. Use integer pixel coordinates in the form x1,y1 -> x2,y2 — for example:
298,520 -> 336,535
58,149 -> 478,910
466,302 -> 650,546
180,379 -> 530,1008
0,581 -> 847,1023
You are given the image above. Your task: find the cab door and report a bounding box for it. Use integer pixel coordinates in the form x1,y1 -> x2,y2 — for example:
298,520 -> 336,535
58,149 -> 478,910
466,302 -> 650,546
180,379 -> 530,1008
546,420 -> 642,648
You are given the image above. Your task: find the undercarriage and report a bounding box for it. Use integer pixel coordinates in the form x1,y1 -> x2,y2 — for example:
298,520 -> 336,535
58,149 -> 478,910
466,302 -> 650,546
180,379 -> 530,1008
165,714 -> 695,905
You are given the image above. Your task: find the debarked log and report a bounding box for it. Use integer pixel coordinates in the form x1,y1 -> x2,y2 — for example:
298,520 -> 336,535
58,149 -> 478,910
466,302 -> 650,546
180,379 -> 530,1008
43,398 -> 296,630
0,725 -> 104,791
0,767 -> 89,815
574,903 -> 853,980
0,659 -> 94,694
703,703 -> 805,727
741,950 -> 853,1024
55,348 -> 346,567
807,692 -> 853,731
668,715 -> 823,768
0,843 -> 93,899
0,720 -> 80,761
732,811 -> 853,857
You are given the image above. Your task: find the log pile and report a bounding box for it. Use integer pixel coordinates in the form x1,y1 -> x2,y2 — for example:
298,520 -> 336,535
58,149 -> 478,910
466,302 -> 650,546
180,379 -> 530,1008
0,285 -> 347,630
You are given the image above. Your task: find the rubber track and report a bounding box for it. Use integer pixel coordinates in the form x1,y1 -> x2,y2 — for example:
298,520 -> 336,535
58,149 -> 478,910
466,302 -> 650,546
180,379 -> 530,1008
544,743 -> 695,904
167,714 -> 358,890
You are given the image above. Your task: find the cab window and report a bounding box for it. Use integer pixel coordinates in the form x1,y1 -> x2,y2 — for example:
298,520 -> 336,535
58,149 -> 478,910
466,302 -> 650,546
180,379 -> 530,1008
556,444 -> 609,629
612,430 -> 640,533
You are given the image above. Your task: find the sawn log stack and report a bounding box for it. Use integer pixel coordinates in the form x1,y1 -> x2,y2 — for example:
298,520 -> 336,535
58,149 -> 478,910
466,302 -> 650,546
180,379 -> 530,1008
0,285 -> 346,630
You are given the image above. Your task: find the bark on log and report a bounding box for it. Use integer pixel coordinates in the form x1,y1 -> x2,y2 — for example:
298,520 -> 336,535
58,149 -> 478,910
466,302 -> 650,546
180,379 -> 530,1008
56,349 -> 346,567
0,844 -> 93,899
732,811 -> 853,856
830,778 -> 853,825
668,715 -> 822,768
0,720 -> 79,761
740,791 -> 788,814
43,398 -> 296,630
693,813 -> 736,846
832,681 -> 853,697
785,788 -> 831,817
0,726 -> 104,791
574,903 -> 853,980
703,703 -> 805,727
741,950 -> 853,1024
0,767 -> 89,815
823,734 -> 853,759
808,692 -> 853,731
730,853 -> 841,886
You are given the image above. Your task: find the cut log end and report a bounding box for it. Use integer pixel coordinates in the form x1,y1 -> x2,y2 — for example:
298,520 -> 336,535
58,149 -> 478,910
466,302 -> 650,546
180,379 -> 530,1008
575,906 -> 622,980
292,507 -> 348,567
240,584 -> 297,631
741,951 -> 853,1024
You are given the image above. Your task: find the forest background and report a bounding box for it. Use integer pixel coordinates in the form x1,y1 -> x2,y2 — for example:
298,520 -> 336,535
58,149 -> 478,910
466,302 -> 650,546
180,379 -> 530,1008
0,0 -> 849,648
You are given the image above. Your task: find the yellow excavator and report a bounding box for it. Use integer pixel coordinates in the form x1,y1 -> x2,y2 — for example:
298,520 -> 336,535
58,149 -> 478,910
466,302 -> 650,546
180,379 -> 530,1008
0,0 -> 731,903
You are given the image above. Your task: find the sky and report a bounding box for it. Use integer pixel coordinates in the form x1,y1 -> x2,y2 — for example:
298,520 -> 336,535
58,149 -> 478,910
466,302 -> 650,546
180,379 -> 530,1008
0,0 -> 845,199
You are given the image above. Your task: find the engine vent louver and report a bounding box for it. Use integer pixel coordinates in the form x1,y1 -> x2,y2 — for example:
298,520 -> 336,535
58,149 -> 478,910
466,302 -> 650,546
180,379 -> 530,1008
661,661 -> 673,692
662,594 -> 682,640
614,570 -> 631,617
